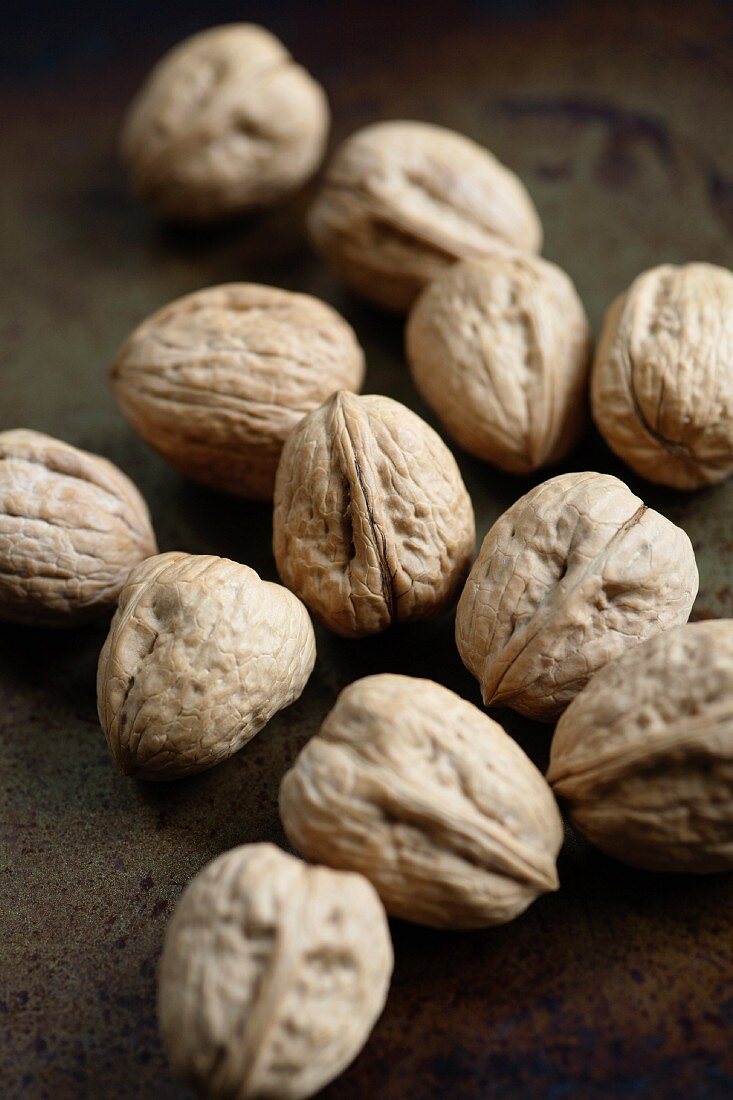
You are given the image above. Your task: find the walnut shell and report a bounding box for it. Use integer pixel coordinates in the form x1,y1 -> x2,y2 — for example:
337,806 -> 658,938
456,471 -> 699,722
158,843 -> 392,1100
279,674 -> 563,929
120,24 -> 329,221
272,392 -> 475,638
97,552 -> 315,779
307,120 -> 542,311
0,429 -> 157,626
110,283 -> 365,500
591,263 -> 733,489
406,254 -> 592,473
548,620 -> 733,873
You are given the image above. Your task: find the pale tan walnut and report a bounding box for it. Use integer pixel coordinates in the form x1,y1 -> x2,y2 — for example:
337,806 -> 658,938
120,24 -> 330,221
110,283 -> 365,500
0,429 -> 157,627
592,262 -> 733,489
272,392 -> 475,638
158,843 -> 392,1100
549,620 -> 733,873
456,471 -> 698,722
406,254 -> 592,473
97,552 -> 315,780
279,674 -> 563,929
307,120 -> 543,311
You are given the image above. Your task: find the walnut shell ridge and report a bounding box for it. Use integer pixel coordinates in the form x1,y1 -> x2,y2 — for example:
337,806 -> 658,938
97,552 -> 316,779
0,429 -> 157,626
307,120 -> 542,311
120,24 -> 330,221
279,674 -> 563,929
591,262 -> 733,489
110,283 -> 365,500
272,391 -> 475,638
456,471 -> 698,722
158,843 -> 392,1100
548,620 -> 733,873
406,253 -> 592,473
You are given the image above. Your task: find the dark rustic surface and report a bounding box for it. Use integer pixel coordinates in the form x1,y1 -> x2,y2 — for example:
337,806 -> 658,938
2,1 -> 733,1097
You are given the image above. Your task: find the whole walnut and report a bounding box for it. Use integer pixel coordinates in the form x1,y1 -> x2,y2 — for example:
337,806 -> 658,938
549,620 -> 733,873
120,24 -> 329,221
110,283 -> 365,499
591,263 -> 733,489
279,674 -> 563,929
456,471 -> 698,722
97,552 -> 315,779
273,391 -> 475,638
0,429 -> 157,626
158,843 -> 392,1100
307,120 -> 542,311
406,253 -> 592,473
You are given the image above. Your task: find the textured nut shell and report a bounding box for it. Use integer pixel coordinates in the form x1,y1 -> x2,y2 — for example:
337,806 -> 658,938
549,620 -> 733,873
456,471 -> 699,722
120,24 -> 330,221
406,254 -> 592,473
110,283 -> 365,500
273,392 -> 475,638
0,429 -> 157,626
97,552 -> 315,779
307,120 -> 542,311
158,843 -> 392,1100
280,674 -> 563,929
591,263 -> 733,489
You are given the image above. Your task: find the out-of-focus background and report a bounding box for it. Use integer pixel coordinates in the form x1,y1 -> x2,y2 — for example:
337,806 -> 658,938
2,2 -> 733,1098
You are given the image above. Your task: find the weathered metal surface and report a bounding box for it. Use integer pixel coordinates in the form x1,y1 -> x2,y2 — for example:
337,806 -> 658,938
2,1 -> 733,1097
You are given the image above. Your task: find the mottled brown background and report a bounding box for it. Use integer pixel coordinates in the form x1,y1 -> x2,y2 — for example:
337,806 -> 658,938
2,1 -> 733,1097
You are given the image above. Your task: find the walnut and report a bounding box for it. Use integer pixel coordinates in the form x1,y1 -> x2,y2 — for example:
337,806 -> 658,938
591,263 -> 733,489
406,253 -> 592,473
97,552 -> 315,779
272,391 -> 475,638
158,843 -> 392,1100
456,471 -> 699,722
307,120 -> 542,311
0,429 -> 157,626
120,24 -> 329,221
548,620 -> 733,873
110,283 -> 365,500
279,674 -> 563,929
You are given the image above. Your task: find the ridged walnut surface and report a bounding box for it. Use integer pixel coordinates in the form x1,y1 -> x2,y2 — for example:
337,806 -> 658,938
0,429 -> 157,626
591,262 -> 733,489
280,674 -> 563,929
456,471 -> 698,722
548,621 -> 733,873
406,254 -> 592,473
272,392 -> 475,638
158,844 -> 392,1100
307,120 -> 542,311
110,283 -> 365,500
120,24 -> 330,221
97,552 -> 315,780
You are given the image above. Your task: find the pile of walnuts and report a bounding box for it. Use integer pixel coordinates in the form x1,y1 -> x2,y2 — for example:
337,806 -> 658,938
3,21 -> 733,1100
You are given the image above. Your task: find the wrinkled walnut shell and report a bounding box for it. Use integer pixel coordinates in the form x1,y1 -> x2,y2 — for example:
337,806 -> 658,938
158,843 -> 392,1100
456,471 -> 698,721
273,392 -> 475,637
97,552 -> 315,779
308,120 -> 542,311
549,620 -> 733,873
0,429 -> 157,626
592,262 -> 733,489
280,674 -> 563,928
407,253 -> 592,473
110,283 -> 365,499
